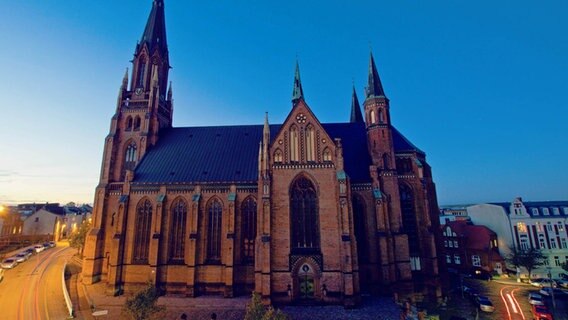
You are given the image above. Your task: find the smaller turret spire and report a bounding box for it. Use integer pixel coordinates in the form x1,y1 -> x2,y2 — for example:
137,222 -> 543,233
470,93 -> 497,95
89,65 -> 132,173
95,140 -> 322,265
365,51 -> 386,99
291,60 -> 304,104
122,68 -> 129,89
350,86 -> 364,123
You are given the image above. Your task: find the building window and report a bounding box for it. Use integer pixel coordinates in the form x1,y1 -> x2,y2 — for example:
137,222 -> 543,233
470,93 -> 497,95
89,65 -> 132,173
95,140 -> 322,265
207,199 -> 223,262
137,57 -> 147,88
400,184 -> 419,255
133,199 -> 152,264
125,142 -> 137,164
352,195 -> 369,263
289,126 -> 299,162
517,222 -> 527,233
563,207 -> 568,215
378,109 -> 385,123
322,148 -> 332,162
410,256 -> 421,271
554,256 -> 560,266
274,149 -> 283,163
454,255 -> 461,265
550,239 -> 557,249
449,241 -> 453,248
536,222 -> 543,232
472,255 -> 481,267
168,198 -> 187,263
446,255 -> 452,264
453,240 -> 458,248
370,110 -> 376,124
531,208 -> 539,216
444,240 -> 448,247
520,237 -> 529,250
543,208 -> 550,216
552,207 -> 560,215
547,223 -> 553,231
305,125 -> 316,162
133,116 -> 141,131
290,176 -> 319,252
539,236 -> 546,249
543,258 -> 549,266
126,116 -> 133,131
382,153 -> 390,170
561,238 -> 567,249
241,197 -> 256,263
558,222 -> 565,232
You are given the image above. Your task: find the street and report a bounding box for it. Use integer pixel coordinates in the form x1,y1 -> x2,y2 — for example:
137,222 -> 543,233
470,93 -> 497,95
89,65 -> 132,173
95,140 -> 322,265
449,277 -> 568,320
0,243 -> 75,320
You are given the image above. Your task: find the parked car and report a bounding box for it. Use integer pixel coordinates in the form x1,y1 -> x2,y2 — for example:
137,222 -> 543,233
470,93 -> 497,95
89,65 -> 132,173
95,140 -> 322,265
14,253 -> 28,263
554,278 -> 568,289
531,304 -> 553,320
475,295 -> 495,312
528,292 -> 545,305
42,242 -> 51,250
463,285 -> 479,299
20,250 -> 32,259
1,258 -> 18,269
530,278 -> 557,288
48,241 -> 56,248
34,244 -> 45,253
539,287 -> 568,297
24,248 -> 35,256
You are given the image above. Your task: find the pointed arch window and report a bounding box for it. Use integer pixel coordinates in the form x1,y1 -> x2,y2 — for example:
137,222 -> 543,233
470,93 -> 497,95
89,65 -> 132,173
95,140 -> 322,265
133,116 -> 141,131
322,148 -> 332,162
370,110 -> 376,124
290,177 -> 319,253
125,116 -> 133,131
274,149 -> 283,163
137,57 -> 147,88
133,199 -> 153,264
289,126 -> 299,162
241,197 -> 257,263
378,109 -> 385,123
352,195 -> 369,263
400,184 -> 419,255
124,141 -> 138,169
207,199 -> 223,263
168,198 -> 187,263
382,153 -> 390,170
306,125 -> 316,162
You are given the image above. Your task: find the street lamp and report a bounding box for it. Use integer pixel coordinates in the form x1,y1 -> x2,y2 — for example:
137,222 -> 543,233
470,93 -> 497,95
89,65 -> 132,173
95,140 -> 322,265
546,266 -> 556,310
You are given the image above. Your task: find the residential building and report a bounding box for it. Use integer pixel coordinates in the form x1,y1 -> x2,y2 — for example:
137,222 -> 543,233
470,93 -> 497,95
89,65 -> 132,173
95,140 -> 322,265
467,197 -> 568,278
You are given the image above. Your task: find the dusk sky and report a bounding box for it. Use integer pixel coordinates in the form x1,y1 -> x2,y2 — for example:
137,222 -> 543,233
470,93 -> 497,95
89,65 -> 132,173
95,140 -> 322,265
0,1 -> 566,206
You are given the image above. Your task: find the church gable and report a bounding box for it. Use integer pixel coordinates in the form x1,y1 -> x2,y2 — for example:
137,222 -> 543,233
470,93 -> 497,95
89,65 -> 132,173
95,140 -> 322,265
271,99 -> 337,166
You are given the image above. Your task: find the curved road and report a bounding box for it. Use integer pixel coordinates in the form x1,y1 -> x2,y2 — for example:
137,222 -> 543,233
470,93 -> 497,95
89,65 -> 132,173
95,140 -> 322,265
499,285 -> 527,320
0,243 -> 75,320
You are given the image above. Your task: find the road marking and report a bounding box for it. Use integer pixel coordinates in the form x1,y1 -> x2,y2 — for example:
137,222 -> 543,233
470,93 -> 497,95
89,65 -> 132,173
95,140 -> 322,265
511,288 -> 525,320
506,293 -> 518,313
500,286 -> 512,320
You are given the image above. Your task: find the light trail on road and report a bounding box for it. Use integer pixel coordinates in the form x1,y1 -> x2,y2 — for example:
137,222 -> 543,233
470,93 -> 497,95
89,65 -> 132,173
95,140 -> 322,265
500,286 -> 512,320
499,285 -> 526,320
511,288 -> 525,320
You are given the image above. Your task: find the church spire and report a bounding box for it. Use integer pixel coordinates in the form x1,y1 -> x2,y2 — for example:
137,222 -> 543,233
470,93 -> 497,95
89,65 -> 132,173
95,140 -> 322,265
350,85 -> 364,123
291,60 -> 304,104
365,51 -> 386,99
140,0 -> 168,58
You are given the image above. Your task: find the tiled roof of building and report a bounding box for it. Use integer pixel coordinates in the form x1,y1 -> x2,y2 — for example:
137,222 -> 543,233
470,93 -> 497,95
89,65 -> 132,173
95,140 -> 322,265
490,201 -> 568,217
133,122 -> 422,184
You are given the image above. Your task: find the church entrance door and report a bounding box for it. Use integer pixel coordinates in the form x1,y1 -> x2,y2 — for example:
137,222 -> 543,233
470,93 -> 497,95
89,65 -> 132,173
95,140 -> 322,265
297,263 -> 315,301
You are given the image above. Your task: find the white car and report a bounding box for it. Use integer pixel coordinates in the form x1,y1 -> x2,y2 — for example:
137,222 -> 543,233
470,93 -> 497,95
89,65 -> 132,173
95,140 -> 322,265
528,292 -> 545,305
1,258 -> 18,269
530,278 -> 557,288
34,244 -> 45,253
14,253 -> 28,263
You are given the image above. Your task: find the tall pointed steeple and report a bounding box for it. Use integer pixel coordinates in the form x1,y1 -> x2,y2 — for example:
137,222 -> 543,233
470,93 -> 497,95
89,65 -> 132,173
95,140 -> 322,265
350,86 -> 364,123
365,52 -> 386,99
140,0 -> 168,58
291,60 -> 304,104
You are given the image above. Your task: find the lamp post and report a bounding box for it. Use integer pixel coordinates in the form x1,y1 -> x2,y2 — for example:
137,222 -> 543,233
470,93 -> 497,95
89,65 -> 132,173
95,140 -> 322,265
546,266 -> 556,310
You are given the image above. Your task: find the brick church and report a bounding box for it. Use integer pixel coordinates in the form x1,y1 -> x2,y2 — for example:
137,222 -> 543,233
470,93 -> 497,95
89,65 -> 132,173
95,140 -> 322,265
83,0 -> 442,306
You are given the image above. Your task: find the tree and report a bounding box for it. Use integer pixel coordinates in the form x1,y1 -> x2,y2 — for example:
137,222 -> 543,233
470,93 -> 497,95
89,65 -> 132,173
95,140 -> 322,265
506,247 -> 547,279
244,292 -> 288,320
68,219 -> 91,258
123,283 -> 165,320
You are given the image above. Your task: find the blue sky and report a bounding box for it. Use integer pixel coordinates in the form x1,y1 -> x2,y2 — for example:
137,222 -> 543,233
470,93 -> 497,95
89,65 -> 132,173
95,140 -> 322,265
0,1 -> 566,206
